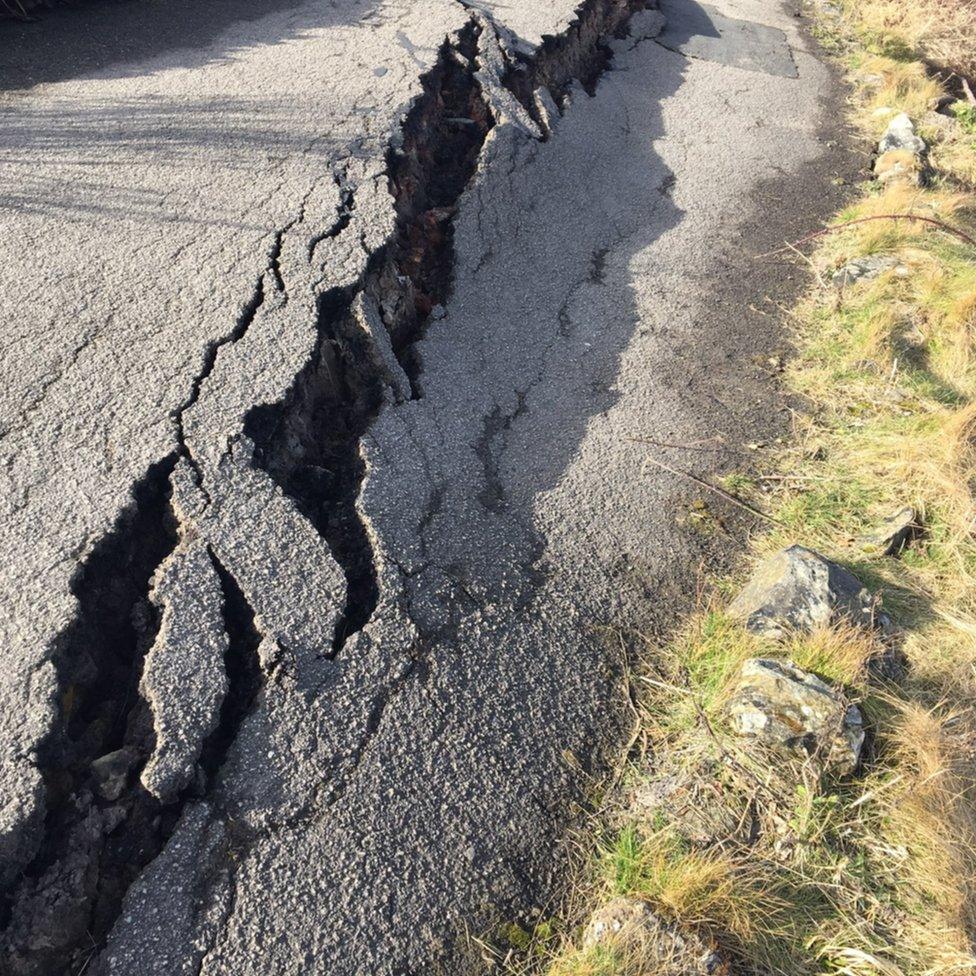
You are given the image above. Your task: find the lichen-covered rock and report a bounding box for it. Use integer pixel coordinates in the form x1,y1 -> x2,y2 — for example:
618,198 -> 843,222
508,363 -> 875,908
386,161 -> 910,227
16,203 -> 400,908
582,896 -> 725,973
861,506 -> 919,556
874,114 -> 927,186
729,545 -> 887,638
878,113 -> 927,155
724,658 -> 865,774
832,254 -> 908,288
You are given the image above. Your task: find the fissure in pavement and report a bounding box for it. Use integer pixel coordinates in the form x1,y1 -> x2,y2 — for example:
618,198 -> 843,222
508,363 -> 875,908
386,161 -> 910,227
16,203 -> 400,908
0,2 -> 653,971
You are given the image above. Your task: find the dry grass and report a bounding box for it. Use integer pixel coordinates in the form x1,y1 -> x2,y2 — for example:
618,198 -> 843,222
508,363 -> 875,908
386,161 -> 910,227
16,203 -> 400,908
494,4 -> 976,975
836,0 -> 976,84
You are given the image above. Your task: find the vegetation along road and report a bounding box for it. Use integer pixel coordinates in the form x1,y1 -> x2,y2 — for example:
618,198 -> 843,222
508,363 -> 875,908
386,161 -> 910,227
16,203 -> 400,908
3,0 -> 973,974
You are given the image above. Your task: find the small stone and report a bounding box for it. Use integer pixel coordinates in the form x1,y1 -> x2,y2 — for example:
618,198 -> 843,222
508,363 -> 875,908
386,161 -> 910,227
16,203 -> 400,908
90,748 -> 139,802
874,148 -> 924,186
724,658 -> 865,775
861,506 -> 919,556
729,545 -> 888,638
878,113 -> 927,155
582,897 -> 725,973
832,254 -> 908,288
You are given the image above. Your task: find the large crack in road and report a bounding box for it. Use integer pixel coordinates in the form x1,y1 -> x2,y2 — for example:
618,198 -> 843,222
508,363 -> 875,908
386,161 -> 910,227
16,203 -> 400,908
0,0 -> 858,972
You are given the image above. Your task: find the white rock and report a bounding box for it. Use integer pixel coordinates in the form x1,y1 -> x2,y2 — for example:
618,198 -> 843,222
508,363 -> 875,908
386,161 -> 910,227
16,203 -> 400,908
878,112 -> 926,155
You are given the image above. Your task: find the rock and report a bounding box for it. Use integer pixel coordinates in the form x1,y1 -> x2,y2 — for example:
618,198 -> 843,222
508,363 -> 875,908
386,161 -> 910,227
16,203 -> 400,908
873,115 -> 926,186
724,658 -> 864,774
90,747 -> 139,802
860,506 -> 919,556
878,113 -> 927,155
874,148 -> 924,186
729,545 -> 888,638
582,896 -> 726,973
832,254 -> 909,288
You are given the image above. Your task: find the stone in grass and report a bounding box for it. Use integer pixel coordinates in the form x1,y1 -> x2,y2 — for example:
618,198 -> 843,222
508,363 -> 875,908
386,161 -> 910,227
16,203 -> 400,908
861,505 -> 919,556
832,254 -> 909,288
583,896 -> 726,974
875,148 -> 925,186
878,113 -> 927,156
725,658 -> 865,775
729,545 -> 889,638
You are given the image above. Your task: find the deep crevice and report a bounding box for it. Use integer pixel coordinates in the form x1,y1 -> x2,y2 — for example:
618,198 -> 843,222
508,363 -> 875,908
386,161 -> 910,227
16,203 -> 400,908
379,20 -> 493,395
1,3 -> 661,969
245,1 -> 652,657
0,456 -> 182,976
0,475 -> 269,976
198,552 -> 265,783
245,281 -> 384,654
244,20 -> 493,654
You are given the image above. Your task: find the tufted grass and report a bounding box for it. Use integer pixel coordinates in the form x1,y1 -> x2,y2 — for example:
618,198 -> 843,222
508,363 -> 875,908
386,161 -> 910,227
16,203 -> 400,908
490,4 -> 976,975
833,0 -> 976,89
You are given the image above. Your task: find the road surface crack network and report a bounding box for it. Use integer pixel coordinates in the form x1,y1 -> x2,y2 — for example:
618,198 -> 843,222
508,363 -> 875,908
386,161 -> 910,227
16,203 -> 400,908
0,2 -> 656,972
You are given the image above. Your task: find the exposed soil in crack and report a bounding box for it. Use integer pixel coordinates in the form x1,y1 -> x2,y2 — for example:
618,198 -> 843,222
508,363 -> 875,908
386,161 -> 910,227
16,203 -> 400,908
504,0 -> 649,111
0,456 -> 181,976
380,19 -> 492,394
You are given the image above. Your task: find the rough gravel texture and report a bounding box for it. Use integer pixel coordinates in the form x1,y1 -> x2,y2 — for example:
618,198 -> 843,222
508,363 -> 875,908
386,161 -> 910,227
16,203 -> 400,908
0,0 -> 859,972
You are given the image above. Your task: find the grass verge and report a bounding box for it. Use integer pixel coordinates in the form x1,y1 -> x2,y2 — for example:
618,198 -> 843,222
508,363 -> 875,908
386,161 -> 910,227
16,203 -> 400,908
490,4 -> 976,974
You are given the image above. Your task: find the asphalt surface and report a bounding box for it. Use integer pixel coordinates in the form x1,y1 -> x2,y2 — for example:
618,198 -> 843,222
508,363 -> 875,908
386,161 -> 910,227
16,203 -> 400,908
0,0 -> 857,972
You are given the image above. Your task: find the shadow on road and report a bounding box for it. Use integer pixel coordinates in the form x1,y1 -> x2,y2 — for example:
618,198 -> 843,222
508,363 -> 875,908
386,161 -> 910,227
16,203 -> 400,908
0,0 -> 379,91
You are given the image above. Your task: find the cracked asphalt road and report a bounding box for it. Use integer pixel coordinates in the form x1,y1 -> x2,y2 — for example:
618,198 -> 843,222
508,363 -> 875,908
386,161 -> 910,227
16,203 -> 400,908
0,0 -> 856,972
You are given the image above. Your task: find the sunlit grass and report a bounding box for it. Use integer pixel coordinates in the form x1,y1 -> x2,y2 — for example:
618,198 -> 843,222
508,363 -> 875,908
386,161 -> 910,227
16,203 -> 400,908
499,5 -> 976,975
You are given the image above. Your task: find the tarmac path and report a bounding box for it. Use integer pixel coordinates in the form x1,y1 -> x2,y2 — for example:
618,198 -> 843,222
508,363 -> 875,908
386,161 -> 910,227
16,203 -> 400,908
0,1 -> 854,972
